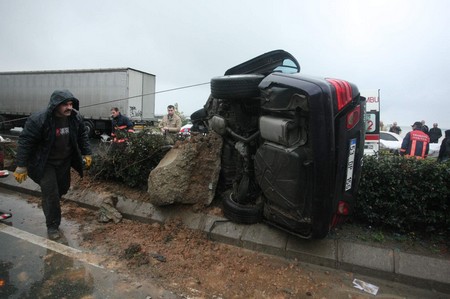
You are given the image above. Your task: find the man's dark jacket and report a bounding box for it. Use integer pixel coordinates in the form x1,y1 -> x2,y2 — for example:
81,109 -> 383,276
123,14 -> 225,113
111,113 -> 134,133
428,127 -> 442,143
15,90 -> 92,184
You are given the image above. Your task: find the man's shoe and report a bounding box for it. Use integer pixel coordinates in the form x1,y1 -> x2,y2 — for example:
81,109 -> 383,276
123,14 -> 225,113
47,227 -> 61,240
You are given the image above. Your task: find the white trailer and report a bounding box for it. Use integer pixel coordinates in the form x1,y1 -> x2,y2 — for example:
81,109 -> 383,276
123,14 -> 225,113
0,68 -> 156,136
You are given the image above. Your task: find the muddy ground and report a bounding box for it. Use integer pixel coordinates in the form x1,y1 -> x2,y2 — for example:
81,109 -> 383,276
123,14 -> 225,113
65,174 -> 371,299
62,170 -> 449,299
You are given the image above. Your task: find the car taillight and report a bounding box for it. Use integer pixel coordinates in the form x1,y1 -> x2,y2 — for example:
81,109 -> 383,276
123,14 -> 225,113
326,78 -> 352,111
346,105 -> 361,130
337,200 -> 350,215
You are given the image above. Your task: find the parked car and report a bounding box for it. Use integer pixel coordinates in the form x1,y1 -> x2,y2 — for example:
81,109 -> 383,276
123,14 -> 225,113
379,131 -> 402,155
428,142 -> 442,158
179,124 -> 192,136
191,50 -> 366,239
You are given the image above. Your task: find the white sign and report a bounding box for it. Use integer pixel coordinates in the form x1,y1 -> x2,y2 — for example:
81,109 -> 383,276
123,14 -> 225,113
345,138 -> 357,191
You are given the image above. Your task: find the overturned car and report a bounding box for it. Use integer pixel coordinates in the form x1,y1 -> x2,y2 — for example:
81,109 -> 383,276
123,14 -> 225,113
191,50 -> 366,239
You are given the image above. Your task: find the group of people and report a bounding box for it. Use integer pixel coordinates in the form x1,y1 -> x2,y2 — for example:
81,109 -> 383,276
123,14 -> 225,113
390,120 -> 443,143
393,120 -> 450,162
111,104 -> 182,143
10,89 -> 182,240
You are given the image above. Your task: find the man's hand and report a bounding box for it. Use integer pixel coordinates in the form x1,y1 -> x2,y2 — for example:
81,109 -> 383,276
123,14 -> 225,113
13,167 -> 28,184
83,155 -> 92,169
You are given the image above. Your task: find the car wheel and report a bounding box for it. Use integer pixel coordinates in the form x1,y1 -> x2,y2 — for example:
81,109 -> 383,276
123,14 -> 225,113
84,120 -> 95,138
0,115 -> 5,130
210,74 -> 265,99
222,191 -> 263,224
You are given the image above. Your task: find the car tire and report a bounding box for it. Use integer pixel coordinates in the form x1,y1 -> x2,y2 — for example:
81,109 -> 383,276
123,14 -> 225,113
222,191 -> 263,224
0,115 -> 5,130
84,120 -> 95,138
210,74 -> 265,99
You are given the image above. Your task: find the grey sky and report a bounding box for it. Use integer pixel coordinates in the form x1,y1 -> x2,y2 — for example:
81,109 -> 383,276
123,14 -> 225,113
1,0 -> 449,128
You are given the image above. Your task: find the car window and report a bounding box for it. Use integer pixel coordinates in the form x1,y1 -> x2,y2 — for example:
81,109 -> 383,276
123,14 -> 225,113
273,59 -> 299,74
224,50 -> 300,76
380,132 -> 399,141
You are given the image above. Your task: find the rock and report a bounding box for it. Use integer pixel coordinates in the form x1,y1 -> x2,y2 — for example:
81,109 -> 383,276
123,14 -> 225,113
147,132 -> 222,207
97,195 -> 123,223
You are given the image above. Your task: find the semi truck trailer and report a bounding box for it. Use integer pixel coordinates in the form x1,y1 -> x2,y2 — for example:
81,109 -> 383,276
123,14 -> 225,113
0,68 -> 157,136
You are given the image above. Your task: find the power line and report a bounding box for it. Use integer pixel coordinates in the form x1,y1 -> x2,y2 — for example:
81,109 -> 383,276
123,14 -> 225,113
0,82 -> 210,125
80,82 -> 209,108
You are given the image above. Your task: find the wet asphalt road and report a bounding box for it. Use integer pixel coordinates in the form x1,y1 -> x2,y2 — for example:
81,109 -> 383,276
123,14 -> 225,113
0,187 -> 177,299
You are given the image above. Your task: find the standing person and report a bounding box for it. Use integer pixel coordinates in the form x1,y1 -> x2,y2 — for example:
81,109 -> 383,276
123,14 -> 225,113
437,130 -> 450,163
110,107 -> 134,143
400,121 -> 430,159
158,105 -> 182,143
13,90 -> 92,239
428,123 -> 442,143
421,120 -> 429,134
389,121 -> 402,135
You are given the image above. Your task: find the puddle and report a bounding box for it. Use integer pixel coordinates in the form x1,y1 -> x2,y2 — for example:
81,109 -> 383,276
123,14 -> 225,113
0,190 -> 178,298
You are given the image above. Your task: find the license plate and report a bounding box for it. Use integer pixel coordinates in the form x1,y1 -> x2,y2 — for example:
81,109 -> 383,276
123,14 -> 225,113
345,138 -> 356,191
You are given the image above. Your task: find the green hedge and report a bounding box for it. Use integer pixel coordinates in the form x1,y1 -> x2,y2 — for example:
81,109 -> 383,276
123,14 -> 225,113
355,154 -> 450,234
89,130 -> 168,189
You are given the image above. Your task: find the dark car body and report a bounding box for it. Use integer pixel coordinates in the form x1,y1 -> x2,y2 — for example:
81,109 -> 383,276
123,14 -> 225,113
193,50 -> 366,239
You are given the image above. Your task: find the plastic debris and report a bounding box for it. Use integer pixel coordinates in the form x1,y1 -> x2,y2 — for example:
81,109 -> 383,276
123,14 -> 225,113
151,253 -> 167,262
0,211 -> 12,220
353,278 -> 379,295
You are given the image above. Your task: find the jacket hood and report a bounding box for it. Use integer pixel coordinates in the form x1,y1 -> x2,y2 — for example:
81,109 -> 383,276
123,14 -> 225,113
47,90 -> 80,113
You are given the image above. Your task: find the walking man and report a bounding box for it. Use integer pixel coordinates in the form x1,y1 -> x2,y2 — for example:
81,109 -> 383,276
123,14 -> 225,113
14,90 -> 92,239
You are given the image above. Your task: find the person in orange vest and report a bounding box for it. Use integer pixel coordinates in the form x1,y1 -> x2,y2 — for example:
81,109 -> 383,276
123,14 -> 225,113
400,121 -> 430,158
110,107 -> 134,143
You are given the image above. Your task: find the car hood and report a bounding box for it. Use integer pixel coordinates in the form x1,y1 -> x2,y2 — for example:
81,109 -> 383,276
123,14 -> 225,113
224,50 -> 300,76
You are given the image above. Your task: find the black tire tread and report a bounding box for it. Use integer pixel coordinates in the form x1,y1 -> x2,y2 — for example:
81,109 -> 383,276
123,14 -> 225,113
210,74 -> 264,99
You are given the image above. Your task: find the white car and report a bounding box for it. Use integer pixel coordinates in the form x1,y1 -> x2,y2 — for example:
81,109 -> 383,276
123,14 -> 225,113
428,142 -> 442,158
178,124 -> 193,137
379,131 -> 402,154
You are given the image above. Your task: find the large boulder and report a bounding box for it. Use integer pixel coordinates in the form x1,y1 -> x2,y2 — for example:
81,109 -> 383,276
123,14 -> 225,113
147,132 -> 222,207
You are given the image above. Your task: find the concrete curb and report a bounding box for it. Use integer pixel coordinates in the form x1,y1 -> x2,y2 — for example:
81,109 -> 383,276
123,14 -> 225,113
1,177 -> 449,294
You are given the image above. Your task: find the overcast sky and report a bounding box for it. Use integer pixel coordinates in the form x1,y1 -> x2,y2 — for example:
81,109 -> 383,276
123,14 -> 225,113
1,0 -> 449,128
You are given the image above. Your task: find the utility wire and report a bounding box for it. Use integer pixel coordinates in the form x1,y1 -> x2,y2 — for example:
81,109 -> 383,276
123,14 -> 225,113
80,82 -> 209,108
0,82 -> 210,125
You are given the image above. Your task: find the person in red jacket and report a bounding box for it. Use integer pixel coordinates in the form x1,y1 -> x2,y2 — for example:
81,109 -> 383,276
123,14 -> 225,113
400,121 -> 430,158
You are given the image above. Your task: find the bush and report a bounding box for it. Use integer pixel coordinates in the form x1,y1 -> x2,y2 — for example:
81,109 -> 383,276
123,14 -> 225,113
89,129 -> 170,189
355,154 -> 450,234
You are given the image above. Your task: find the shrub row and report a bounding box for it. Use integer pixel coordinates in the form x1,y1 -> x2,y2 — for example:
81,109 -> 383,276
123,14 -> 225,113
89,133 -> 450,235
89,130 -> 168,189
355,154 -> 450,234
